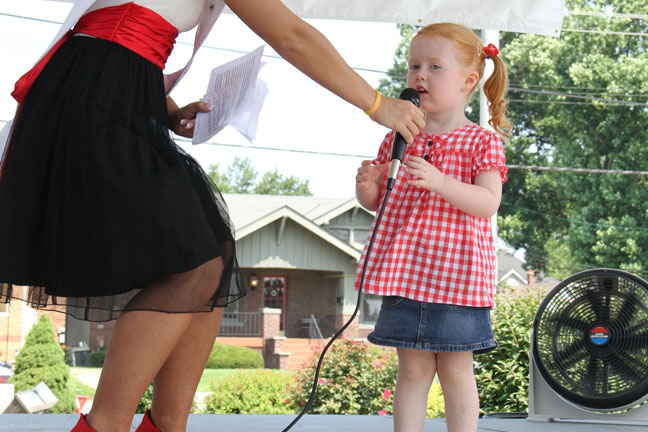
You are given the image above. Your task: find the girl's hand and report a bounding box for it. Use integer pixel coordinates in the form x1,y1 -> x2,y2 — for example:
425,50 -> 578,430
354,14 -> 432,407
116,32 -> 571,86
371,97 -> 425,144
168,100 -> 211,138
406,155 -> 445,193
356,160 -> 389,191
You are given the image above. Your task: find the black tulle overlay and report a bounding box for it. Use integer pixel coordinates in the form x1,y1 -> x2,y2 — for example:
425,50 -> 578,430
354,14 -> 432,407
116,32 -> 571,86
0,36 -> 245,321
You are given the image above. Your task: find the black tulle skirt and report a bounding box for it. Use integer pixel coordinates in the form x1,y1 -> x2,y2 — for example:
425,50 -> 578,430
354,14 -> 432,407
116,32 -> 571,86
0,36 -> 244,321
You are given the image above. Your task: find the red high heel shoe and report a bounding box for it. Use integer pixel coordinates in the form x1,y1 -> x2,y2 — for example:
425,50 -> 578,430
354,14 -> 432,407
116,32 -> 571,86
70,414 -> 96,432
135,409 -> 161,432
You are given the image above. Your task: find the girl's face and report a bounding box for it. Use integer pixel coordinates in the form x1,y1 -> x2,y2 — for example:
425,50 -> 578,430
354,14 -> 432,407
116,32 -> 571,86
407,35 -> 476,115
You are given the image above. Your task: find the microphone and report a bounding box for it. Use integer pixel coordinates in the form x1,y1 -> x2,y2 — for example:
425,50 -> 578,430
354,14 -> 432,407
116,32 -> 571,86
387,88 -> 420,190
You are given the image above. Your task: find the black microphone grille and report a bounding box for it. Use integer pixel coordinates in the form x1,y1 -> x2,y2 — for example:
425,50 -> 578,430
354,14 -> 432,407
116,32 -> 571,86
399,87 -> 420,107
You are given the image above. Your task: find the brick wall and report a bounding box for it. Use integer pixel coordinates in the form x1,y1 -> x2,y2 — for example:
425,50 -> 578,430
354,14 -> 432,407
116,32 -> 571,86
0,294 -> 67,363
0,299 -> 25,363
286,271 -> 337,338
90,321 -> 117,352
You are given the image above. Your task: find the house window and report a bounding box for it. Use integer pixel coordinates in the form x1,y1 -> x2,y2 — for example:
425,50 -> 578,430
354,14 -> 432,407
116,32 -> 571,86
0,302 -> 7,316
360,293 -> 382,325
329,228 -> 350,242
353,230 -> 371,244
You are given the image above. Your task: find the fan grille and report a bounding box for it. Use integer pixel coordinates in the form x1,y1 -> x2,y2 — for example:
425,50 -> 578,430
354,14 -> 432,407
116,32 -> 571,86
533,269 -> 648,411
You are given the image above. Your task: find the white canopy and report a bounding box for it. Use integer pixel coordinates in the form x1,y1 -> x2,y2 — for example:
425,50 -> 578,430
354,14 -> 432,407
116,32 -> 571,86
51,0 -> 565,36
275,0 -> 564,37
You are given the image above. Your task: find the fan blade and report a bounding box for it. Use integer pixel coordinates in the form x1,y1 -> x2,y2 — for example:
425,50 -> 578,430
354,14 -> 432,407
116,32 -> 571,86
616,295 -> 638,323
584,356 -> 600,392
609,350 -> 646,383
554,340 -> 588,369
584,287 -> 606,322
601,362 -> 610,394
625,319 -> 648,335
616,332 -> 648,350
558,317 -> 588,331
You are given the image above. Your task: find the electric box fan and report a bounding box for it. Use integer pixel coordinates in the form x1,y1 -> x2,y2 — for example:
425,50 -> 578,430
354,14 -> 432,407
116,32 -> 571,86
528,268 -> 648,424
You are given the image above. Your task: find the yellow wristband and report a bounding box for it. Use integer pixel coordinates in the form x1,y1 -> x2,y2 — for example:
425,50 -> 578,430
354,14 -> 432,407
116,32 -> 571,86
364,90 -> 382,115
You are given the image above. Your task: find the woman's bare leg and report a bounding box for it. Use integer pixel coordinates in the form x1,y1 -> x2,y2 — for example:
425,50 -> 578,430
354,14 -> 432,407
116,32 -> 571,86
85,257 -> 224,432
149,308 -> 224,431
393,348 -> 437,432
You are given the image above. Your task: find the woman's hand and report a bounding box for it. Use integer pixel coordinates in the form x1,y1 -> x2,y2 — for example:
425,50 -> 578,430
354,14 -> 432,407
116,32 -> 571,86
167,98 -> 211,138
371,97 -> 425,144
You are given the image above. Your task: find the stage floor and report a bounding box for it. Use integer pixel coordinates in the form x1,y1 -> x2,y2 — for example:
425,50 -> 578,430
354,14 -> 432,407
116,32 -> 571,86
0,414 -> 646,432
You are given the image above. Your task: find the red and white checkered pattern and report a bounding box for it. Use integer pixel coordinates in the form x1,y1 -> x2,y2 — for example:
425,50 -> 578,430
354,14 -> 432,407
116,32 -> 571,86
355,123 -> 507,308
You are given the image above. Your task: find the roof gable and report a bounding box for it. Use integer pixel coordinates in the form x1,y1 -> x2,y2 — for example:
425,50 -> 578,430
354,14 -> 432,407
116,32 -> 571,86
225,195 -> 361,259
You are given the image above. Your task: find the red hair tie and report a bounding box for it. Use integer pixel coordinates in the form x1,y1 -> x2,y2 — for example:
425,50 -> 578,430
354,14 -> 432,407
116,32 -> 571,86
483,43 -> 499,59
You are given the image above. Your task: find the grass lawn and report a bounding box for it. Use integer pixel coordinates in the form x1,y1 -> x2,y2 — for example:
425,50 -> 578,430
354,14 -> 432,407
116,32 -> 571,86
69,377 -> 96,398
196,369 -> 245,392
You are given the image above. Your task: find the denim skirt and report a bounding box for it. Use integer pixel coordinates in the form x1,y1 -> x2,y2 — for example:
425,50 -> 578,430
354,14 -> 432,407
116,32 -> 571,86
368,296 -> 497,354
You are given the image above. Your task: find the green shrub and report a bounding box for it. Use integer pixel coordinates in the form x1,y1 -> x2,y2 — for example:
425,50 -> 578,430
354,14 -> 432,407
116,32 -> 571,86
10,315 -> 76,413
203,369 -> 294,414
136,384 -> 154,414
137,383 -> 197,413
475,287 -> 544,414
427,381 -> 445,418
206,342 -> 264,369
89,350 -> 106,367
288,341 -> 398,415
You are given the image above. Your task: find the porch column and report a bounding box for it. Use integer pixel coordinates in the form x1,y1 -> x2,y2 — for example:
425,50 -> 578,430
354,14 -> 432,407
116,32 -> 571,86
336,274 -> 360,339
261,307 -> 288,368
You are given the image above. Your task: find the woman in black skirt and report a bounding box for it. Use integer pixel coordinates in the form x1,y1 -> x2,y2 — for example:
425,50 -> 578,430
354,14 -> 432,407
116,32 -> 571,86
0,1 -> 424,431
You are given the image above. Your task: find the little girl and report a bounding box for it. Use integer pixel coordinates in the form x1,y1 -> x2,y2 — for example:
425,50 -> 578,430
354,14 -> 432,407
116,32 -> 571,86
355,23 -> 511,432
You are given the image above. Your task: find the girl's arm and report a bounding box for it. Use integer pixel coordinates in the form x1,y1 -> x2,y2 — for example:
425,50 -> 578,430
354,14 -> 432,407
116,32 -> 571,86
224,0 -> 424,143
355,161 -> 388,211
406,156 -> 502,218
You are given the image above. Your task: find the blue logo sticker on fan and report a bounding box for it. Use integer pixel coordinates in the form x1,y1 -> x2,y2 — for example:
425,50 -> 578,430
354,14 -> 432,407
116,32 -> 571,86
590,326 -> 609,345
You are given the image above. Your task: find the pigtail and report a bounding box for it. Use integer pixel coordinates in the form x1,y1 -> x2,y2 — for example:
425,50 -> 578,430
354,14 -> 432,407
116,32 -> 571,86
483,55 -> 512,139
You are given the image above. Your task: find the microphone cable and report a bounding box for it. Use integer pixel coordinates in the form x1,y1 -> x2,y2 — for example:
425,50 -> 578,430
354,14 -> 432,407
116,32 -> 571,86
281,183 -> 395,431
282,88 -> 417,431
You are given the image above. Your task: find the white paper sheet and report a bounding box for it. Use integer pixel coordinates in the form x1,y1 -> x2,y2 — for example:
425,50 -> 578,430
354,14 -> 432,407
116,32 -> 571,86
192,45 -> 267,144
0,120 -> 13,164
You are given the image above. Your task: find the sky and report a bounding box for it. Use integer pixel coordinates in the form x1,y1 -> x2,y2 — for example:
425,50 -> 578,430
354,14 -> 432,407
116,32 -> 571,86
0,0 -> 405,198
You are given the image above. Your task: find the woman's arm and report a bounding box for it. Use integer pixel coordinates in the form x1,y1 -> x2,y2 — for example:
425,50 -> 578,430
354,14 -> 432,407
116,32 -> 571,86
224,0 -> 424,143
166,97 -> 211,137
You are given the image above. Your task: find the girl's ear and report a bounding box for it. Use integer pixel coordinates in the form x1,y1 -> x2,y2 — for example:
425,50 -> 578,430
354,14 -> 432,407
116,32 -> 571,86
462,70 -> 480,92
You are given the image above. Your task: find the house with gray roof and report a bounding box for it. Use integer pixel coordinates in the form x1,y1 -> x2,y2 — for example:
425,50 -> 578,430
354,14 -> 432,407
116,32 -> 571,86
221,194 -> 379,340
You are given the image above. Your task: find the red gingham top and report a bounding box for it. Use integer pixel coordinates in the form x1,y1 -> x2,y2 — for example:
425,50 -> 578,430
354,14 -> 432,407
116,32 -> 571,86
355,123 -> 507,308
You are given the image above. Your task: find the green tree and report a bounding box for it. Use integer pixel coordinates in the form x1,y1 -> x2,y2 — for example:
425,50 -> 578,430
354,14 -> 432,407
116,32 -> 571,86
10,315 -> 76,413
255,170 -> 311,196
377,24 -> 419,97
208,157 -> 311,196
502,0 -> 648,276
380,1 -> 648,278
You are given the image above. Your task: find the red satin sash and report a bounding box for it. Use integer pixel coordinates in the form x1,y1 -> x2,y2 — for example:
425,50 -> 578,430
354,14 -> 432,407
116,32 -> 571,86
11,3 -> 178,104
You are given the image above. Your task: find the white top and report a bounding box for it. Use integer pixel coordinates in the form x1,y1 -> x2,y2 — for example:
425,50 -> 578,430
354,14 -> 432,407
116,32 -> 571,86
1,0 -> 225,157
86,0 -> 205,32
